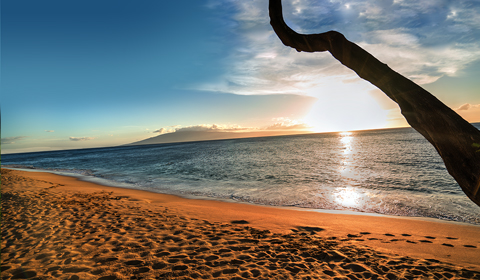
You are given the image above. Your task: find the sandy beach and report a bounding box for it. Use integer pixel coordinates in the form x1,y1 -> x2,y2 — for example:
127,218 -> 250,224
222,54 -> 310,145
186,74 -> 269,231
2,168 -> 480,279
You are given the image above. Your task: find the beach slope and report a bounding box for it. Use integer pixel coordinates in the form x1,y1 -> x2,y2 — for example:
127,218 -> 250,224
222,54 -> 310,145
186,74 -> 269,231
2,168 -> 480,279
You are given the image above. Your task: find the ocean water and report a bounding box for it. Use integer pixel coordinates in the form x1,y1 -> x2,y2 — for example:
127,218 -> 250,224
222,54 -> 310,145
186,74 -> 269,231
3,125 -> 480,225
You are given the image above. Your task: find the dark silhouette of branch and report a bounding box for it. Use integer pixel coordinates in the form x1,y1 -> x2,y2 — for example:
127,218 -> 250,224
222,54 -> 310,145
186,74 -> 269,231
269,0 -> 480,207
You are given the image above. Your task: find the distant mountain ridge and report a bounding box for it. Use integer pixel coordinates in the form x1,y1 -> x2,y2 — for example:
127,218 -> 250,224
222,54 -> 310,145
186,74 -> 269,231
128,130 -> 309,146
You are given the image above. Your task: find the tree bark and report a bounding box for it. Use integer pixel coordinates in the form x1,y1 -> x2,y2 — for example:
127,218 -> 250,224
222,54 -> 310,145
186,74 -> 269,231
269,0 -> 480,207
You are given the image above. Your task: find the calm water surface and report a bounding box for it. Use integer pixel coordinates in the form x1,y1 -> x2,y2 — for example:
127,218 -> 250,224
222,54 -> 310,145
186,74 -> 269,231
3,125 -> 480,225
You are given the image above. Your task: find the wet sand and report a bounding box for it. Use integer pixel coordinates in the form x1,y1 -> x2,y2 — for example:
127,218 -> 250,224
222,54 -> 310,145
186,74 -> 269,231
2,168 -> 480,279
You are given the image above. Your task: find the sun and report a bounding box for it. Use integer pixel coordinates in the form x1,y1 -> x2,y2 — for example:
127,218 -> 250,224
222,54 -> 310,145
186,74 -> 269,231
303,88 -> 389,133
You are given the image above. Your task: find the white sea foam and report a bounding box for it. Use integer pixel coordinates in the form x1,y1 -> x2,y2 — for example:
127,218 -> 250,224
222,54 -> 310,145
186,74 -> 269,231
3,124 -> 480,225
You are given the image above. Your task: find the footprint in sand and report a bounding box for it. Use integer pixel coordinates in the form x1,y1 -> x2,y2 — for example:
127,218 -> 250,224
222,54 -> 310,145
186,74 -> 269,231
297,226 -> 324,233
124,260 -> 144,266
98,276 -> 117,280
231,220 -> 249,225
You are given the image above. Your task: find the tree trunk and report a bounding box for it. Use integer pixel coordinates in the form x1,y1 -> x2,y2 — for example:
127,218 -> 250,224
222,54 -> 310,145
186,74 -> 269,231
269,0 -> 480,207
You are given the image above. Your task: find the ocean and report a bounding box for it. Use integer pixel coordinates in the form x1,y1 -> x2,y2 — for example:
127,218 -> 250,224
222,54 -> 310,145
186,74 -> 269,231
3,124 -> 480,225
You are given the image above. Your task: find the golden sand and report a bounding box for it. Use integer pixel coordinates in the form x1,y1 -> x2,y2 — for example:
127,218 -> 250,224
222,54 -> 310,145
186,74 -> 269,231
1,168 -> 480,279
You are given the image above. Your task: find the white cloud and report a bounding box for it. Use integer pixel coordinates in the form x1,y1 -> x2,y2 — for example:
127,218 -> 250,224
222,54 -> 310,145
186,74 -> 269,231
454,103 -> 480,123
1,136 -> 28,145
154,121 -> 312,135
175,124 -> 249,133
457,103 -> 472,111
456,103 -> 480,111
266,117 -> 312,130
201,0 -> 480,96
154,128 -> 176,134
69,137 -> 95,141
359,38 -> 480,84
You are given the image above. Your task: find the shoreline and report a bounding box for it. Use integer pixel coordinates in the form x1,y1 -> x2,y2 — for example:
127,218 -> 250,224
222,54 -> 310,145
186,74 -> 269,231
2,168 -> 480,279
6,166 -> 479,227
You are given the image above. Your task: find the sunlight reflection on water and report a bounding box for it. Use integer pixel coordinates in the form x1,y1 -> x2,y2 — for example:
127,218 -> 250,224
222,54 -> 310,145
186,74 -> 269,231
334,187 -> 361,207
335,132 -> 369,209
3,125 -> 480,225
338,131 -> 354,175
339,131 -> 353,154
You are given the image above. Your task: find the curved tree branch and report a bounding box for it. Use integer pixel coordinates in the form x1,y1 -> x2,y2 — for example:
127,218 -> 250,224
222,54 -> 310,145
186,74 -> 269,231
269,0 -> 480,207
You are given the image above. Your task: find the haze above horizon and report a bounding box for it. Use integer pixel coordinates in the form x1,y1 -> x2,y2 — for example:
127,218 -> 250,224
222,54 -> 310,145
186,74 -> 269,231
2,0 -> 480,154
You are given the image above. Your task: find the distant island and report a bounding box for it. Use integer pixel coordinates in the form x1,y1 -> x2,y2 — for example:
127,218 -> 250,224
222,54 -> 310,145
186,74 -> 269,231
128,130 -> 310,146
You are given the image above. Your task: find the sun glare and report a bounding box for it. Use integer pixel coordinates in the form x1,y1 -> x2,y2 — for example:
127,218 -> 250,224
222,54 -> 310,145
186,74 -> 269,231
334,187 -> 361,207
340,132 -> 353,155
340,131 -> 352,142
338,131 -> 354,173
303,78 -> 389,133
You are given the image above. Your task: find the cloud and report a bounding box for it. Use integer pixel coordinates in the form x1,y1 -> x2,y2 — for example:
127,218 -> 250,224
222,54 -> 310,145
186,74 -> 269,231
457,103 -> 472,110
455,103 -> 480,112
45,130 -> 55,133
454,103 -> 480,123
200,0 -> 480,96
456,103 -> 480,111
1,136 -> 28,145
167,121 -> 311,134
153,121 -> 311,137
266,122 -> 312,131
154,127 -> 176,134
175,124 -> 249,133
266,117 -> 312,130
175,125 -> 217,132
359,30 -> 480,84
69,137 -> 95,141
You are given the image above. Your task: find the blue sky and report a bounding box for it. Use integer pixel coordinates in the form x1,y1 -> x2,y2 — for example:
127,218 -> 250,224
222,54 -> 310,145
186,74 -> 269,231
2,0 -> 480,154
